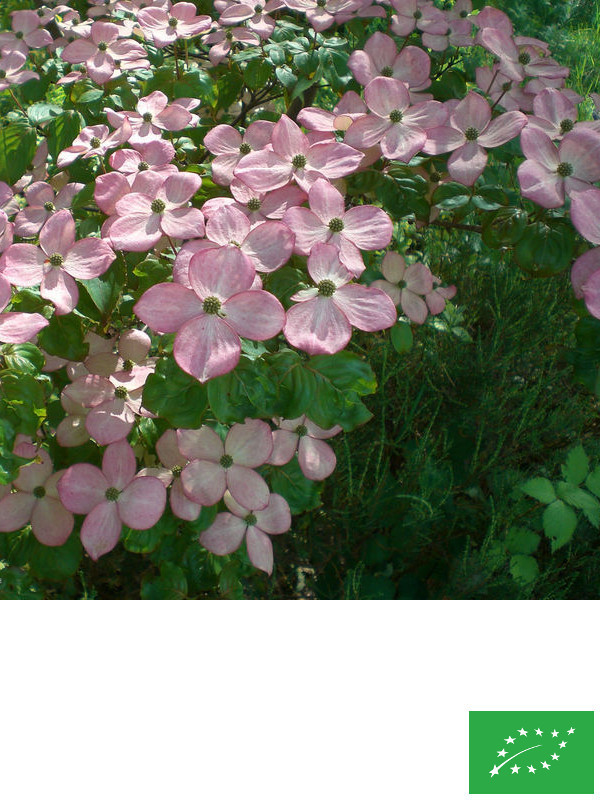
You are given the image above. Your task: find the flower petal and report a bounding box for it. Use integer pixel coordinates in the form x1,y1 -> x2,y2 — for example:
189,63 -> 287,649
118,475 -> 166,529
226,463 -> 270,509
200,512 -> 247,555
58,463 -> 108,514
223,289 -> 285,340
80,501 -> 122,560
174,314 -> 241,383
226,419 -> 273,467
180,459 -> 226,505
31,496 -> 73,546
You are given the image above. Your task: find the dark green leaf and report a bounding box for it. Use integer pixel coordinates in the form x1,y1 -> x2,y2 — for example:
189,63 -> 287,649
28,532 -> 82,582
269,456 -> 322,514
0,122 -> 37,184
143,357 -> 208,428
47,111 -> 81,161
38,314 -> 89,361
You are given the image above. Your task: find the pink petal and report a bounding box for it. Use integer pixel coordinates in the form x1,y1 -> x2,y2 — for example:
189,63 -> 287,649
380,123 -> 426,161
580,268 -> 600,319
450,91 -> 492,134
103,438 -> 137,489
245,527 -> 273,574
40,269 -> 79,316
203,124 -> 242,155
223,289 -> 285,340
298,436 -> 336,480
0,492 -> 35,531
307,176 -> 345,223
422,125 -> 468,154
447,141 -> 488,186
572,248 -> 600,298
334,284 -> 397,331
226,463 -> 270,509
85,398 -> 136,445
159,172 -> 202,207
180,459 -> 226,505
342,206 -> 393,250
560,128 -> 600,183
64,374 -> 115,407
188,245 -> 255,301
478,110 -> 527,148
56,414 -> 89,447
170,478 -> 202,521
80,501 -> 122,560
307,141 -> 364,180
200,512 -> 247,555
31,496 -> 73,546
0,312 -> 48,343
155,104 -> 192,131
272,114 -> 309,160
284,296 -> 351,355
571,189 -> 600,244
118,475 -> 166,529
61,38 -> 97,63
225,419 -> 273,467
517,160 -> 564,208
520,127 -> 559,169
160,207 -> 205,239
178,426 -> 223,462
109,213 -> 162,251
39,209 -> 75,257
2,243 -> 45,286
174,314 -> 241,382
13,451 -> 53,492
344,115 -> 391,149
63,238 -> 115,279
254,492 -> 291,534
364,77 -> 410,118
58,463 -> 108,514
269,429 -> 298,465
233,150 -> 292,193
133,283 -> 204,333
241,221 -> 294,272
281,208 -> 327,254
400,289 -> 429,324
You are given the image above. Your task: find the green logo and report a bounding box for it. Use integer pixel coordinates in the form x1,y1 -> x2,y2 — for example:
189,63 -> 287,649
469,711 -> 594,794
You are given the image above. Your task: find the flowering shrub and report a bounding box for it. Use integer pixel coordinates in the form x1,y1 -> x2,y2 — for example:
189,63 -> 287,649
0,0 -> 599,598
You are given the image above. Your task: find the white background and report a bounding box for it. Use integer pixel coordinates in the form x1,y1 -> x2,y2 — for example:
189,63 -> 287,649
1,600 -> 597,799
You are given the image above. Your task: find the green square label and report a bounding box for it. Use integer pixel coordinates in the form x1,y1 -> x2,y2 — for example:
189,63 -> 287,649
469,711 -> 594,794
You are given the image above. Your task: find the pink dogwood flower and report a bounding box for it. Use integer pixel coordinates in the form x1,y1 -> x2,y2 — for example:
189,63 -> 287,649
137,2 -> 212,47
58,439 -> 167,560
108,139 -> 178,182
281,0 -> 363,32
423,91 -> 527,185
283,243 -> 397,354
0,271 -> 48,343
348,34 -> 432,97
14,181 -> 85,238
202,25 -> 260,66
106,91 -> 195,147
526,87 -> 579,139
179,419 -> 273,509
2,210 -> 116,315
268,415 -> 341,480
203,120 -> 275,186
344,77 -> 447,162
282,178 -> 393,276
370,252 -> 434,324
478,28 -> 569,85
109,172 -> 204,251
202,179 -> 307,227
297,91 -> 368,134
0,442 -> 73,546
0,51 -> 40,91
234,114 -> 365,193
218,0 -> 283,39
200,490 -> 291,574
0,11 -> 53,56
571,245 -> 600,320
56,121 -> 132,168
138,429 -> 202,521
134,246 -> 285,382
517,127 -> 600,208
570,188 -> 600,245
390,0 -> 447,39
60,21 -> 147,84
425,275 -> 456,315
56,391 -> 90,448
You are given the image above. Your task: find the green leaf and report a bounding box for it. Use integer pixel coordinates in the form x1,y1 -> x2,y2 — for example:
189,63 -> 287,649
1,343 -> 44,375
431,182 -> 471,209
174,69 -> 217,107
141,562 -> 188,599
543,499 -> 578,551
27,103 -> 63,125
481,207 -> 527,248
38,314 -> 89,361
207,357 -> 279,424
431,69 -> 467,101
269,456 -> 322,515
81,258 -> 125,317
275,65 -> 297,90
217,72 -> 244,110
0,417 -> 28,485
390,322 -> 413,353
143,357 -> 208,429
510,554 -> 539,585
520,476 -> 556,504
308,351 -> 376,395
28,532 -> 83,582
1,371 -> 47,435
561,444 -> 589,485
47,111 -> 81,161
555,482 -> 600,526
585,466 -> 600,498
244,60 -> 273,90
505,526 -> 540,555
515,220 -> 575,276
0,121 -> 37,184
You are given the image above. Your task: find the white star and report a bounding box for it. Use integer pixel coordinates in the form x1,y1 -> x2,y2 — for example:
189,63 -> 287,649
505,736 -> 516,744
490,765 -> 500,777
568,727 -> 575,735
511,765 -> 520,774
559,741 -> 567,748
551,753 -> 559,761
535,728 -> 543,736
518,728 -> 528,736
551,730 -> 559,737
528,765 -> 536,773
497,749 -> 508,758
542,761 -> 550,769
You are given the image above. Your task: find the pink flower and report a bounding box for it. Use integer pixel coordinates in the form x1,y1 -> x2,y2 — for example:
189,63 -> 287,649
106,92 -> 194,147
390,0 -> 447,38
133,246 -> 285,382
526,87 -> 579,139
348,33 -> 432,97
203,120 -> 275,186
202,179 -> 307,227
0,271 -> 48,344
202,26 -> 260,66
2,210 -> 116,316
297,91 -> 368,134
571,188 -> 600,245
425,275 -> 456,315
179,419 -> 273,509
109,172 -> 204,251
58,439 -> 167,560
571,246 -> 600,320
142,429 -> 202,521
269,416 -> 341,480
344,77 -> 447,162
108,139 -> 178,182
200,490 -> 291,575
517,127 -> 600,209
0,51 -> 40,92
60,21 -> 147,84
283,243 -> 397,354
234,114 -> 364,193
281,0 -> 363,32
282,178 -> 393,276
137,2 -> 212,47
56,391 -> 90,448
14,181 -> 85,238
370,252 -> 433,324
0,11 -> 53,56
478,28 -> 568,85
423,91 -> 527,185
218,0 -> 283,39
56,121 -> 132,168
0,442 -> 73,545
475,66 -> 534,113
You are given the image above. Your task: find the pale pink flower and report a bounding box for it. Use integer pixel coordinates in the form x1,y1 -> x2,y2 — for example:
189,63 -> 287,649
109,172 -> 204,251
58,439 -> 167,560
202,179 -> 307,227
370,252 -> 433,324
281,0 -> 364,32
200,490 -> 291,575
218,0 -> 283,39
94,169 -> 165,217
269,416 -> 341,480
137,2 -> 212,47
348,34 -> 432,97
179,420 -> 273,509
139,429 -> 202,521
423,91 -> 527,185
56,392 -> 90,448
526,87 -> 579,139
571,188 -> 600,247
0,443 -> 73,546
60,21 -> 147,84
2,210 -> 116,316
571,246 -> 600,320
234,114 -> 364,193
0,51 -> 40,91
297,91 -> 368,134
106,92 -> 194,147
202,26 -> 260,66
14,181 -> 85,238
517,127 -> 600,209
56,121 -> 132,168
108,139 -> 178,182
283,243 -> 397,354
133,246 -> 285,382
0,10 -> 53,56
0,209 -> 13,255
475,66 -> 534,113
390,0 -> 447,38
425,275 -> 456,315
0,271 -> 49,343
282,178 -> 393,276
84,328 -> 153,376
478,28 -> 569,85
203,120 -> 275,186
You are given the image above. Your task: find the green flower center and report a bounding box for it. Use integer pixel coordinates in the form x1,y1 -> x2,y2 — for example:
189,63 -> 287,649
398,279 -> 407,289
90,137 -> 102,148
114,385 -> 128,399
316,0 -> 326,6
37,8 -> 44,15
168,17 -> 178,27
97,41 -> 108,51
105,487 -> 120,502
142,112 -> 153,122
239,142 -> 252,154
254,4 -> 262,11
465,126 -> 479,141
220,454 -> 233,468
501,80 -> 512,91
151,198 -> 166,213
380,66 -> 394,77
33,485 -> 46,498
292,153 -> 307,169
430,171 -> 441,182
557,161 -> 573,177
138,161 -> 150,171
122,359 -> 135,371
15,31 -> 24,39
203,296 -> 222,314
518,51 -> 531,65
413,10 -> 422,19
318,279 -> 336,297
172,465 -> 182,477
44,201 -> 55,212
244,512 -> 257,525
247,197 -> 261,211
49,252 -> 64,267
560,118 -> 574,133
295,424 -> 308,437
328,217 -> 344,233
0,70 -> 6,79
389,109 -> 403,124
460,8 -> 468,17
226,30 -> 234,39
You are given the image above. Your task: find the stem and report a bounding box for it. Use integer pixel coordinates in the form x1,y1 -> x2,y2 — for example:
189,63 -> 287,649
174,40 -> 181,79
8,88 -> 27,117
490,89 -> 507,111
184,39 -> 189,69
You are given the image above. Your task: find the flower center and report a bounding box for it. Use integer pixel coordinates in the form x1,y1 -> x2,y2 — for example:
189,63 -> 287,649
142,112 -> 153,122
172,465 -> 182,477
413,10 -> 422,19
151,198 -> 166,213
430,171 -> 441,182
318,279 -> 336,297
295,424 -> 308,437
97,41 -> 108,51
316,0 -> 326,6
518,51 -> 531,65
122,359 -> 135,371
501,80 -> 512,91
105,487 -> 120,501
254,3 -> 262,11
226,30 -> 234,39
244,512 -> 257,525
90,137 -> 102,148
380,66 -> 394,77
247,197 -> 261,211
0,70 -> 5,79
114,385 -> 128,399
203,296 -> 222,314
239,142 -> 252,154
292,153 -> 307,169
137,161 -> 150,170
37,8 -> 44,15
33,485 -> 46,498
460,8 -> 468,16
168,17 -> 178,27
328,217 -> 344,233
465,126 -> 479,141
44,201 -> 55,212
49,252 -> 64,267
15,31 -> 24,39
389,109 -> 403,124
398,279 -> 407,289
220,454 -> 233,468
560,118 -> 574,133
557,161 -> 573,177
